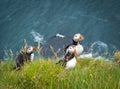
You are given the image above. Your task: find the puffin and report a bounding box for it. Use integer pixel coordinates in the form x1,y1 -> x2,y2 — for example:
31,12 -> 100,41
65,33 -> 84,56
13,46 -> 36,70
56,46 -> 77,69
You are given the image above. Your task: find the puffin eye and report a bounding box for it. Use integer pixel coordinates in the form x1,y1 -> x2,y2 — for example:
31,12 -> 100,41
75,35 -> 78,37
70,47 -> 73,49
28,47 -> 32,50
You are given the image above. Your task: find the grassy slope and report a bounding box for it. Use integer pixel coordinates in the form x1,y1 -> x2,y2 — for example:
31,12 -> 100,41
0,58 -> 120,89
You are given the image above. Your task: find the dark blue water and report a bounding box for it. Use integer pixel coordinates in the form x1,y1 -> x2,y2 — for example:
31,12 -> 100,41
0,0 -> 120,59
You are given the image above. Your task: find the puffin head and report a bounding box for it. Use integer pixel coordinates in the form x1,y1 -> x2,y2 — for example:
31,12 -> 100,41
67,46 -> 74,54
26,46 -> 36,54
73,33 -> 84,42
67,46 -> 77,55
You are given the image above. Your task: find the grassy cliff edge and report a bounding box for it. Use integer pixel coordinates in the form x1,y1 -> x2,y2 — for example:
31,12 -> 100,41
0,57 -> 120,89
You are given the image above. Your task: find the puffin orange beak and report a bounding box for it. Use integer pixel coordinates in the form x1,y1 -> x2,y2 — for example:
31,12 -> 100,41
32,46 -> 37,51
74,49 -> 78,56
74,49 -> 79,62
80,34 -> 84,40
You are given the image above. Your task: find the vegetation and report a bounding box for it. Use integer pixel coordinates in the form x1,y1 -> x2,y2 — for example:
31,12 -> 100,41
0,57 -> 120,89
114,51 -> 120,65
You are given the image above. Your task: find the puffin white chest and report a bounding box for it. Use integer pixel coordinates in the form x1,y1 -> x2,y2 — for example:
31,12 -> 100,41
66,57 -> 77,69
75,44 -> 83,56
30,53 -> 34,62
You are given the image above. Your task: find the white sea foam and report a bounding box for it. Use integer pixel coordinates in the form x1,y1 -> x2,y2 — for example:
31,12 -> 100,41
79,53 -> 93,58
30,30 -> 45,44
91,41 -> 108,48
88,41 -> 108,54
56,33 -> 65,38
79,41 -> 109,60
3,50 -> 9,60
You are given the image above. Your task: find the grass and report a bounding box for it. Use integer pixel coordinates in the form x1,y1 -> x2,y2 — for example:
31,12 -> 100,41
114,51 -> 120,65
0,57 -> 120,89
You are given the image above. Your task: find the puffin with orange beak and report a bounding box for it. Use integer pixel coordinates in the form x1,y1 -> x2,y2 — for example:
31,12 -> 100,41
56,46 -> 77,69
56,33 -> 84,68
13,46 -> 36,70
65,33 -> 84,56
25,46 -> 36,62
65,46 -> 78,69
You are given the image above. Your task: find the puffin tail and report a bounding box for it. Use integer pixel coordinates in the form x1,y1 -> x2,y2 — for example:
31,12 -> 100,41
56,60 -> 63,64
13,63 -> 21,70
56,60 -> 66,67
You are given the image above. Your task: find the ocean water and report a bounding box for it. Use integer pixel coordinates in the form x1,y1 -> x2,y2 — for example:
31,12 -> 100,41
0,0 -> 120,59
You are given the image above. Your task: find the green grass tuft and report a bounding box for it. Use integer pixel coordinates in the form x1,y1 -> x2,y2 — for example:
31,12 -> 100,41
0,57 -> 120,89
114,51 -> 120,65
